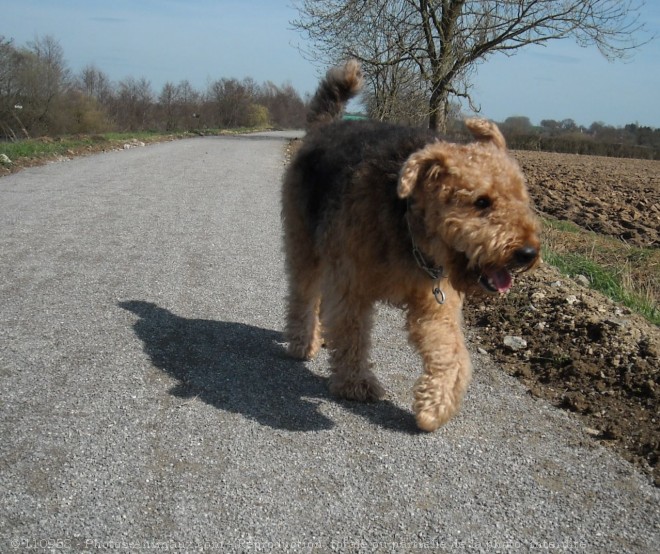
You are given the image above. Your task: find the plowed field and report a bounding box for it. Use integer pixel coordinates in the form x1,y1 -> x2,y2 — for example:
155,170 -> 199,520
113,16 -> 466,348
465,151 -> 659,485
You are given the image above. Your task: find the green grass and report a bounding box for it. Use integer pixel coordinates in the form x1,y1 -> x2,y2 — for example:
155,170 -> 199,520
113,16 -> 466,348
0,131 -> 190,166
3,135 -> 109,161
1,139 -> 75,160
0,129 -> 271,166
542,218 -> 584,234
101,131 -> 165,141
543,234 -> 659,325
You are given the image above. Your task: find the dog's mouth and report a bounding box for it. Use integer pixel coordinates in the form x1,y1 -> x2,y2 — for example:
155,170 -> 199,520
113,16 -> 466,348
469,245 -> 540,294
479,267 -> 513,294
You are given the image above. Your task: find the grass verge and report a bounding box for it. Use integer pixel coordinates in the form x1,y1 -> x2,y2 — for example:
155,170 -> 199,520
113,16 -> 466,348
542,218 -> 659,325
0,132 -> 184,166
0,128 -> 271,171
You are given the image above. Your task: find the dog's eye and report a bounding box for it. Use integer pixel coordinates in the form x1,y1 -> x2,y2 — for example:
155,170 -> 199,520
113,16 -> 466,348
474,196 -> 492,209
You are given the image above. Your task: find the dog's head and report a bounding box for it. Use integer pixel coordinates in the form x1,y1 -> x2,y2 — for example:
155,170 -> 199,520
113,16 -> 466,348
398,119 -> 540,294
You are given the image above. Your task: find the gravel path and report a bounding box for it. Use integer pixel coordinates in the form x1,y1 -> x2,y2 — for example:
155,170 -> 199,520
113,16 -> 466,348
1,132 -> 658,553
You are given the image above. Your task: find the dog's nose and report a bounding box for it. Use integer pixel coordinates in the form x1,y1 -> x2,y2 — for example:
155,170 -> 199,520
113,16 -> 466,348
513,245 -> 538,266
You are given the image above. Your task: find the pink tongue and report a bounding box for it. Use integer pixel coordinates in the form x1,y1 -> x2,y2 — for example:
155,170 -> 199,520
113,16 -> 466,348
486,268 -> 513,293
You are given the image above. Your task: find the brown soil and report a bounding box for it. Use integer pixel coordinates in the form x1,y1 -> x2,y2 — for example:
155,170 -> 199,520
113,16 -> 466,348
465,151 -> 659,486
517,151 -> 660,248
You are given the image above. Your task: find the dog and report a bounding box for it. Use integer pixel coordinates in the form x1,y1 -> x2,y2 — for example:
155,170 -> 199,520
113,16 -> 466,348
281,60 -> 540,431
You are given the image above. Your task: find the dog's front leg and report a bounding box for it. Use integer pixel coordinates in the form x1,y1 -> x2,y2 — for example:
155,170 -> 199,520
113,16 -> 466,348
406,290 -> 472,431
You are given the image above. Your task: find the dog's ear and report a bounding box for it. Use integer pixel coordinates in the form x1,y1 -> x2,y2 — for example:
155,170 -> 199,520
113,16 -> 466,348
397,146 -> 449,199
465,118 -> 506,149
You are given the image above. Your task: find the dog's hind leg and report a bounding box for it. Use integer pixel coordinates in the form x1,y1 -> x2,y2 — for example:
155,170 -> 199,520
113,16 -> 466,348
321,268 -> 385,402
284,258 -> 323,361
406,289 -> 472,431
282,204 -> 324,361
285,287 -> 322,361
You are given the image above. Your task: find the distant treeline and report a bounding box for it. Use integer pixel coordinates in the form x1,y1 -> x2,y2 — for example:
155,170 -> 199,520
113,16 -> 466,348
0,35 -> 306,140
2,36 -> 658,161
495,116 -> 660,160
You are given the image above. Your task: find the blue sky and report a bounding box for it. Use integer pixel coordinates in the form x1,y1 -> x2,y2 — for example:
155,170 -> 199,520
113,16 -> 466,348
2,0 -> 659,128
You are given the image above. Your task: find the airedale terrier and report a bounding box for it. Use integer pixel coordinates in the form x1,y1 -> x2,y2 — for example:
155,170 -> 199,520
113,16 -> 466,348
282,60 -> 540,431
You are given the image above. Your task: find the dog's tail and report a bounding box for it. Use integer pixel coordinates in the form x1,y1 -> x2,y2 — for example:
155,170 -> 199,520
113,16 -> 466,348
306,59 -> 363,130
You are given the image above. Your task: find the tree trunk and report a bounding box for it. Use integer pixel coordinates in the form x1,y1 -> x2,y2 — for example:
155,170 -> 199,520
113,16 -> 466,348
428,84 -> 449,132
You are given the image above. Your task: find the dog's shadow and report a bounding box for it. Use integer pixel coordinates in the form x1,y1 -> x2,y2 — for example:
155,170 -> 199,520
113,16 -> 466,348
119,301 -> 415,433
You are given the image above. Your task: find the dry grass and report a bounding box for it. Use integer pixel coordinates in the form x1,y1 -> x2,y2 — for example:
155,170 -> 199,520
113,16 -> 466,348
542,218 -> 659,324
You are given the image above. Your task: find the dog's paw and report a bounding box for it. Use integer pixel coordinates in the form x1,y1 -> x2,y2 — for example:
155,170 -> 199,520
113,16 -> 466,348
286,337 -> 321,361
329,371 -> 386,402
413,375 -> 459,432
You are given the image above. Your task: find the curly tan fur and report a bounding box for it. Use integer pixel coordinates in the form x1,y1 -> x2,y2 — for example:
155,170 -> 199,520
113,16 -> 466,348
282,60 -> 540,431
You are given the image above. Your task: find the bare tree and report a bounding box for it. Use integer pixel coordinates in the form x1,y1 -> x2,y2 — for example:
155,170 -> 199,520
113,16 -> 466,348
499,115 -> 533,136
206,78 -> 258,128
292,0 -> 652,130
1,37 -> 113,137
77,64 -> 114,105
114,77 -> 154,131
364,61 -> 429,125
159,82 -> 180,131
256,81 -> 306,128
154,81 -> 199,131
1,34 -> 312,137
9,35 -> 72,135
0,36 -> 28,139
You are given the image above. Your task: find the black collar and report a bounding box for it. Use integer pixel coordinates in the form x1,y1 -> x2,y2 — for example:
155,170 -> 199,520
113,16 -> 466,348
405,200 -> 446,304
